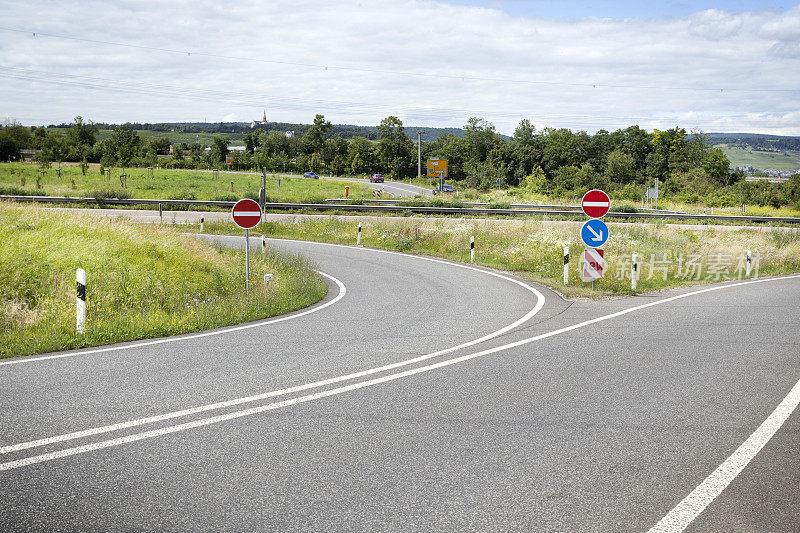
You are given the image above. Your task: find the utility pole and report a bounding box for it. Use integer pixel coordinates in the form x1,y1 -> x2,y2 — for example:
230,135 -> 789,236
417,130 -> 424,184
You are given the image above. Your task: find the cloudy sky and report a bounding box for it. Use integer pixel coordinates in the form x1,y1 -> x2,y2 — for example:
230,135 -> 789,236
1,1 -> 799,135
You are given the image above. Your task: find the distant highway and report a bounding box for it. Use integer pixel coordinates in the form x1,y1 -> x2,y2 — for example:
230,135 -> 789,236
312,174 -> 432,198
1,237 -> 798,531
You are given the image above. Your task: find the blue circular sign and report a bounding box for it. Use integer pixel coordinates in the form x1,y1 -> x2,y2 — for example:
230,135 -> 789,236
581,219 -> 609,248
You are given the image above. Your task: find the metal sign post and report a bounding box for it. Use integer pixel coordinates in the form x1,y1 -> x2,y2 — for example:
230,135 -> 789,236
232,199 -> 263,291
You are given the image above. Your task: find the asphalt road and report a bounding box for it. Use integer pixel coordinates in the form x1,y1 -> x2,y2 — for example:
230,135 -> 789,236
312,174 -> 432,198
1,238 -> 798,531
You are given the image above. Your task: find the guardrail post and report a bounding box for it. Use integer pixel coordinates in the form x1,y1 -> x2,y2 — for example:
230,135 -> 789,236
470,236 -> 475,262
357,222 -> 362,245
632,253 -> 638,291
76,268 -> 86,334
563,246 -> 569,285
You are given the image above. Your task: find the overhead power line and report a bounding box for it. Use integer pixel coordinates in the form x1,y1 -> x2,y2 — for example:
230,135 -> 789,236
1,26 -> 798,94
3,65 -> 795,128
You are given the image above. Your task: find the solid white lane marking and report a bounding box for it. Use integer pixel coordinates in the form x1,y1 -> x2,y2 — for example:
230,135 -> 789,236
1,245 -> 545,454
0,272 -> 346,367
3,275 -> 797,473
1,237 -> 542,366
649,376 -> 800,532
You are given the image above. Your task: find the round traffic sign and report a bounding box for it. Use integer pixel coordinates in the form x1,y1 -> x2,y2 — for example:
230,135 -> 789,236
581,219 -> 609,248
232,198 -> 262,229
581,189 -> 611,218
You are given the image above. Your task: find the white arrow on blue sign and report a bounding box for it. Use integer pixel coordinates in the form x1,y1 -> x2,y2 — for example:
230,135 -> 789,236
581,219 -> 609,247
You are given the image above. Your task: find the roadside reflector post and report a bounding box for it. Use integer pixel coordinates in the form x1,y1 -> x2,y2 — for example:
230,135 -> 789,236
632,253 -> 638,291
262,236 -> 267,258
746,250 -> 752,277
563,246 -> 569,285
200,215 -> 204,233
76,268 -> 86,334
470,236 -> 475,262
357,222 -> 362,245
264,274 -> 273,284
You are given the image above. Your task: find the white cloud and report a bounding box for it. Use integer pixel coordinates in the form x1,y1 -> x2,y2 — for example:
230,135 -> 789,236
0,0 -> 798,135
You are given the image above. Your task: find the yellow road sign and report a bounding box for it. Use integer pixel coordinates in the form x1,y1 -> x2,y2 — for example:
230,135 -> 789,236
427,158 -> 448,177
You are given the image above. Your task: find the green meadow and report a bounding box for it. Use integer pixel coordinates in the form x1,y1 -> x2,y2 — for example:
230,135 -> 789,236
0,162 -> 372,204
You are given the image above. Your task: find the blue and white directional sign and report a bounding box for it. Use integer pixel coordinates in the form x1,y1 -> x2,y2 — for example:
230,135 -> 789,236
581,219 -> 609,247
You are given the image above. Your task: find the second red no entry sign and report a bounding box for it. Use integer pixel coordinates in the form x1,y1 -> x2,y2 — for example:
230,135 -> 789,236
581,189 -> 611,219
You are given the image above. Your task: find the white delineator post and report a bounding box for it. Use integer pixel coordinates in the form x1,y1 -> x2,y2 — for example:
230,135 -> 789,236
200,215 -> 204,233
357,222 -> 362,246
746,250 -> 752,277
563,247 -> 569,285
262,236 -> 267,258
470,236 -> 475,262
632,253 -> 638,291
76,268 -> 86,334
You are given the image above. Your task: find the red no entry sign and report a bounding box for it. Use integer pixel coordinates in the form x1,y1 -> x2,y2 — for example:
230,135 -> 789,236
232,198 -> 262,229
581,189 -> 611,218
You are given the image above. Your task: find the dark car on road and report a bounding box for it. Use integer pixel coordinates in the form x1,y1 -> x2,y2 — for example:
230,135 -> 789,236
303,172 -> 319,179
369,174 -> 384,183
433,184 -> 455,194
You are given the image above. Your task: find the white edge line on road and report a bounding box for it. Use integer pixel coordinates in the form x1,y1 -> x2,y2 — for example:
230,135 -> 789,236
2,274 -> 797,477
0,240 -> 545,453
648,374 -> 800,532
0,271 -> 347,367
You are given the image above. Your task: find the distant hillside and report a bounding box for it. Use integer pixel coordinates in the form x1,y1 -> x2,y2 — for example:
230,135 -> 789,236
706,132 -> 800,152
75,121 -> 466,143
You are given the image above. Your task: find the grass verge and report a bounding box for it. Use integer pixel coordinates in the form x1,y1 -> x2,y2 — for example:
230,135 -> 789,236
0,203 -> 328,358
200,216 -> 800,298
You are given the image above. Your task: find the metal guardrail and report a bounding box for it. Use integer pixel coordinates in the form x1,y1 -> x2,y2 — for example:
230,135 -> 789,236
2,195 -> 799,224
325,198 -> 683,214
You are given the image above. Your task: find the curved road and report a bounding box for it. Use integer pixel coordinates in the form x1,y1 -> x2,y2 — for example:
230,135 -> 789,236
0,238 -> 798,531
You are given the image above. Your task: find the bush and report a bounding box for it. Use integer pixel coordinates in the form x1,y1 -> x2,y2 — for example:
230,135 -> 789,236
89,189 -> 131,202
0,186 -> 41,196
486,200 -> 511,209
614,204 -> 638,213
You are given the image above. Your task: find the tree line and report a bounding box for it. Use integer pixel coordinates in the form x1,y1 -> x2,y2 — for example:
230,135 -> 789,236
2,115 -> 798,208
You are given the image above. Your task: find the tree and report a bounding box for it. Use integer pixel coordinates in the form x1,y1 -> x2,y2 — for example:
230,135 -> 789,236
110,125 -> 142,168
377,116 -> 414,179
606,149 -> 636,184
67,116 -> 98,149
702,148 -> 731,184
348,137 -> 376,175
463,117 -> 497,162
304,114 -> 332,153
513,119 -> 537,145
211,137 -> 230,163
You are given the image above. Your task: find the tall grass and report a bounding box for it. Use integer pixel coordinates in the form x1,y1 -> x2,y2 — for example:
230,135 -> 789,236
248,217 -> 800,297
0,203 -> 327,358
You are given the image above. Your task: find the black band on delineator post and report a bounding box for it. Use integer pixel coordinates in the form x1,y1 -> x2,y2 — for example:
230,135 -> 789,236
564,254 -> 569,265
77,282 -> 86,301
